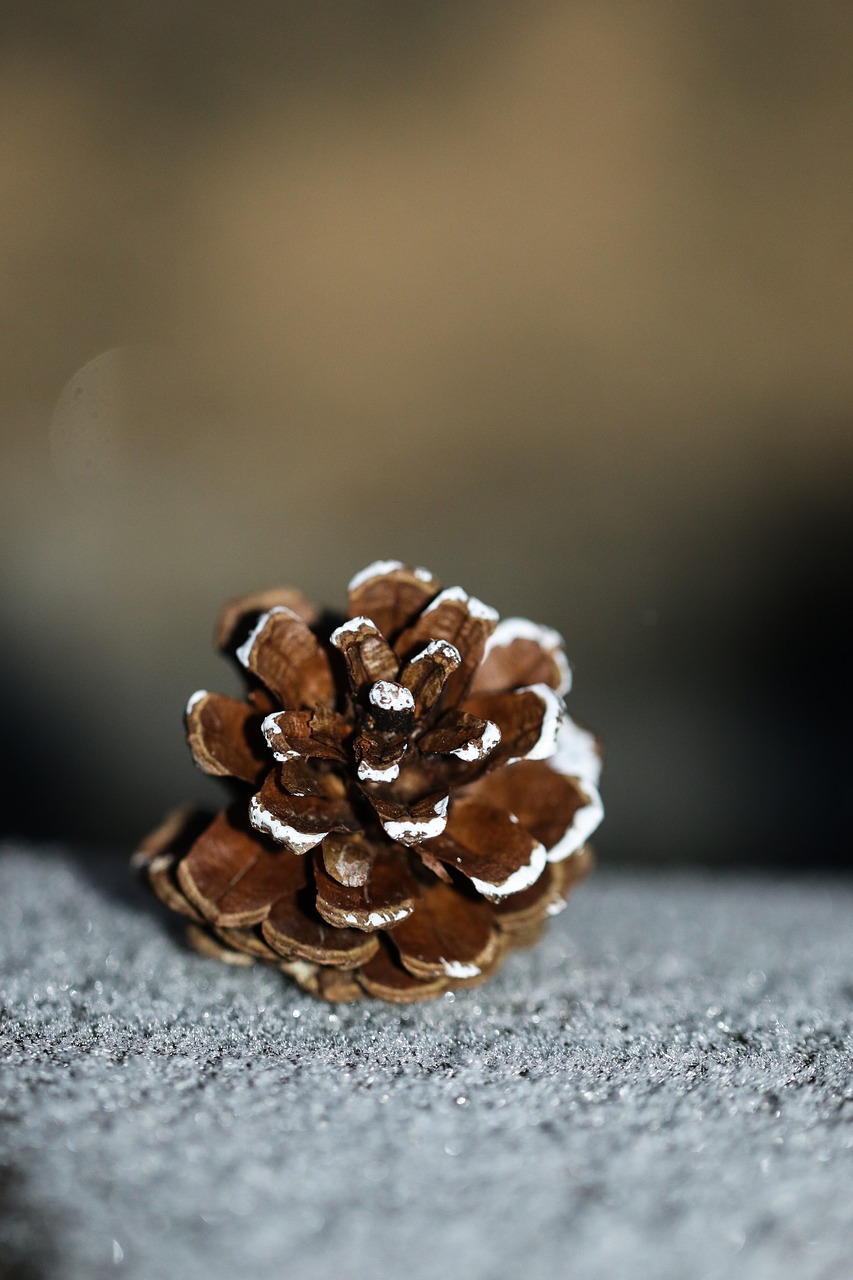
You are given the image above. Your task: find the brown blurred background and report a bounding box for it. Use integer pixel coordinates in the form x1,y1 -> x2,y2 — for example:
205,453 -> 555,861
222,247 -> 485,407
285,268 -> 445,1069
1,1 -> 851,867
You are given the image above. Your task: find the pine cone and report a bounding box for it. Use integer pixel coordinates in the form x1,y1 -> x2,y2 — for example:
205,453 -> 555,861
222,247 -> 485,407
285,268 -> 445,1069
135,561 -> 603,1003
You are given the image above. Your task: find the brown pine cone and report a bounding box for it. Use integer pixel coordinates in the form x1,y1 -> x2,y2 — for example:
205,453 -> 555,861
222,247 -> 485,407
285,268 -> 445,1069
134,561 -> 603,1003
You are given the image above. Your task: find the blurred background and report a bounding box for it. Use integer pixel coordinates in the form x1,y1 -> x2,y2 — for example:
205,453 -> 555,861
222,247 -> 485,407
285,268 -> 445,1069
1,1 -> 851,869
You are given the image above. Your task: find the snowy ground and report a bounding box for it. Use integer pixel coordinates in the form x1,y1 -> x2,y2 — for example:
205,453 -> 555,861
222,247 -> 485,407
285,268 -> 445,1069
1,844 -> 851,1280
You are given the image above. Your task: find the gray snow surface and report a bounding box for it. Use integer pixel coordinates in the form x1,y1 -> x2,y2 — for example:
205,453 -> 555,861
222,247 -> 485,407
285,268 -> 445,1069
1,844 -> 852,1280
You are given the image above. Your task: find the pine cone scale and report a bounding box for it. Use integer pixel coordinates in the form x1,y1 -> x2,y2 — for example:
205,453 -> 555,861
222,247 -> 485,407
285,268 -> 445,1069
357,936 -> 449,1003
260,708 -> 350,765
330,617 -> 399,693
470,617 -> 571,697
248,764 -> 356,854
185,691 -> 268,784
261,884 -> 379,969
312,847 -> 417,932
320,831 -> 375,887
347,561 -> 440,640
216,586 -> 319,655
215,922 -> 282,961
213,847 -> 305,928
237,606 -> 336,709
462,686 -> 563,770
417,708 -> 495,759
398,639 -> 461,718
387,879 -> 497,980
428,799 -> 547,901
462,760 -> 589,853
176,808 -> 266,921
393,588 -> 498,710
132,808 -> 209,922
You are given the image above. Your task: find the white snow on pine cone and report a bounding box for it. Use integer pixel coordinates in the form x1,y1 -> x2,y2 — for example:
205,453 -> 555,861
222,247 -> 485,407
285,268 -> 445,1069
549,715 -> 602,790
544,782 -> 604,863
544,715 -> 604,860
357,759 -> 401,783
506,684 -> 564,764
329,615 -> 375,645
347,561 -> 437,592
347,561 -> 407,592
260,713 -> 299,762
235,605 -> 300,669
470,839 -> 548,900
451,719 -> 501,762
408,639 -> 461,668
248,795 -> 328,854
368,681 -> 415,714
423,586 -> 499,623
185,689 -> 208,716
381,796 -> 449,845
440,959 -> 481,978
340,906 -> 411,929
